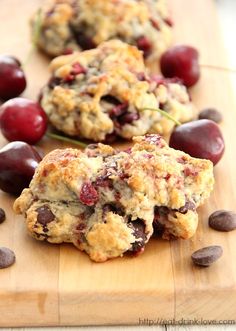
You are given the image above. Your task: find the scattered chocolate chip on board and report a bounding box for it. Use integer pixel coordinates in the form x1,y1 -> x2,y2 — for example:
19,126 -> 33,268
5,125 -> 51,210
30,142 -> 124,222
0,208 -> 6,224
198,108 -> 223,123
191,245 -> 223,267
0,247 -> 16,269
209,210 -> 236,232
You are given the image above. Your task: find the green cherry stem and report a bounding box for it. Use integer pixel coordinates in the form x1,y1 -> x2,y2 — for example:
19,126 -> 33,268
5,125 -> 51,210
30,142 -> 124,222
140,107 -> 181,126
46,132 -> 87,148
23,9 -> 42,67
200,63 -> 236,74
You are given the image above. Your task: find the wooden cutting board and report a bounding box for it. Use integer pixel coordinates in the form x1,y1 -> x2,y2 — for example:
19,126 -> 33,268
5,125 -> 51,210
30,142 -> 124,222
0,0 -> 236,327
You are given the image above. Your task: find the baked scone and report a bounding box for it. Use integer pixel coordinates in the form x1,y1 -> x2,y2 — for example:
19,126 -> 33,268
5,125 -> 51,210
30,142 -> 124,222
14,134 -> 214,262
32,0 -> 172,61
40,40 -> 195,142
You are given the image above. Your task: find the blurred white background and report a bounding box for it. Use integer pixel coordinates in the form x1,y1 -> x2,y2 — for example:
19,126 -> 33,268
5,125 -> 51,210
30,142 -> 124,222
216,0 -> 236,69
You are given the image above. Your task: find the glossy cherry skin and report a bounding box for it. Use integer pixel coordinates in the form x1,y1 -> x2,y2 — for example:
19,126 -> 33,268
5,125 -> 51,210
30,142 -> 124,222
169,119 -> 225,165
0,98 -> 48,144
0,141 -> 42,195
0,55 -> 26,100
160,45 -> 200,87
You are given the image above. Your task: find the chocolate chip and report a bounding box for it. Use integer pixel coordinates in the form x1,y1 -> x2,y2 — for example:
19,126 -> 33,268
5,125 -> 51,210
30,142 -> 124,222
191,245 -> 223,267
198,108 -> 223,123
36,205 -> 55,226
128,220 -> 147,253
0,208 -> 6,224
178,201 -> 196,214
157,206 -> 169,215
102,203 -> 124,218
101,95 -> 121,105
153,220 -> 165,237
48,76 -> 62,89
0,247 -> 16,269
75,31 -> 95,50
209,210 -> 236,232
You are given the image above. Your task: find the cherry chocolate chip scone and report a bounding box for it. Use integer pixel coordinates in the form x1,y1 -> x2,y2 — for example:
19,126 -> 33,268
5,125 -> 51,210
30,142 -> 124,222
14,134 -> 214,262
40,40 -> 195,142
32,0 -> 172,61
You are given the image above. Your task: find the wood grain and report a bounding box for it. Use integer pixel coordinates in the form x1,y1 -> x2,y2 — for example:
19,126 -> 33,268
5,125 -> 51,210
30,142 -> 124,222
0,0 -> 236,327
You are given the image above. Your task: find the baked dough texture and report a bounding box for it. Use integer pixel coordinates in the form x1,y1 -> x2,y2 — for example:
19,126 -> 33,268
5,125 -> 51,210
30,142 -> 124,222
40,40 -> 196,142
32,0 -> 172,60
14,134 -> 214,262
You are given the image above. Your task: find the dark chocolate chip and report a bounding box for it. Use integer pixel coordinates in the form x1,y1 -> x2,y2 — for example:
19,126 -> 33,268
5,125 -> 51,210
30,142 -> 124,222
178,201 -> 196,214
0,208 -> 6,224
191,245 -> 223,267
0,247 -> 16,269
101,95 -> 121,106
128,220 -> 147,253
153,220 -> 165,237
198,108 -> 223,123
48,76 -> 62,89
102,203 -> 124,217
36,205 -> 55,226
75,32 -> 96,50
209,210 -> 236,232
157,206 -> 169,215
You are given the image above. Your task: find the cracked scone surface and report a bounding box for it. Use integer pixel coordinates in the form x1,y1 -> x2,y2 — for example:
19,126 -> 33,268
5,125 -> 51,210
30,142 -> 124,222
14,134 -> 214,262
40,40 -> 195,142
32,0 -> 172,60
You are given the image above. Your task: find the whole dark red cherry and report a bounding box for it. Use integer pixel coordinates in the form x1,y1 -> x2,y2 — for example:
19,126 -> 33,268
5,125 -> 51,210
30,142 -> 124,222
169,119 -> 225,165
0,55 -> 26,100
160,45 -> 200,87
0,98 -> 47,144
0,141 -> 42,195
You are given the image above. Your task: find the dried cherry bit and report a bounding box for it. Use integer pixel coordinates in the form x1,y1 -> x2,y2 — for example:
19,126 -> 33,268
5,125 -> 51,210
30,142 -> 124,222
36,206 -> 55,226
0,247 -> 16,269
79,182 -> 98,206
71,62 -> 87,75
150,18 -> 160,30
0,208 -> 6,224
62,48 -> 74,55
110,102 -> 128,117
119,112 -> 139,125
209,210 -> 236,232
164,17 -> 174,27
191,245 -> 223,267
136,36 -> 152,58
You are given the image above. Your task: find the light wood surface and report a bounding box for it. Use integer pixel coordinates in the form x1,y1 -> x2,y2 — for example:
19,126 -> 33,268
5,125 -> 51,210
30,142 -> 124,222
0,0 -> 236,327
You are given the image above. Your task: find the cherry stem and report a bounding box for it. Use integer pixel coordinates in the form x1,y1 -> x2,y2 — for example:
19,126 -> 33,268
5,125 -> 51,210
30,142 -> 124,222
140,107 -> 181,126
22,9 -> 42,68
46,132 -> 87,148
200,63 -> 236,74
